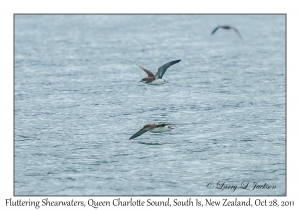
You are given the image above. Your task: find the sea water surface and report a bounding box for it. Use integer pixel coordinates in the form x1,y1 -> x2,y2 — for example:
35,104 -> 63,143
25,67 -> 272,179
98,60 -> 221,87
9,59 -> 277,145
14,15 -> 285,195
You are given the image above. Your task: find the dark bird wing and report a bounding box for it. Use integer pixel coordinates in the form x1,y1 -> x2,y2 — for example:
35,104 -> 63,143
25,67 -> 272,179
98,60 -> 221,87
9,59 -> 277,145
157,123 -> 176,127
155,60 -> 181,79
211,26 -> 221,35
129,128 -> 148,140
136,65 -> 155,78
232,27 -> 243,39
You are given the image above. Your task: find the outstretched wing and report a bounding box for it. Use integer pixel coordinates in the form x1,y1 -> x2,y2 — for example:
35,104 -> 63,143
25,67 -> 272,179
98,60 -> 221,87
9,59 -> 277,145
232,27 -> 243,39
136,65 -> 155,78
155,60 -> 181,79
211,26 -> 221,35
158,123 -> 176,127
129,128 -> 148,140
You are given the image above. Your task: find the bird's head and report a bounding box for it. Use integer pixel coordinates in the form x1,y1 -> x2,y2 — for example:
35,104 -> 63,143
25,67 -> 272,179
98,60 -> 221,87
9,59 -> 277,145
139,78 -> 147,83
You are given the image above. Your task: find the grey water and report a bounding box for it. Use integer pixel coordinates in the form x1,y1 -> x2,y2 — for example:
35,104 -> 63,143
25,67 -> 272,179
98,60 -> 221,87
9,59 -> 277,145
14,15 -> 285,196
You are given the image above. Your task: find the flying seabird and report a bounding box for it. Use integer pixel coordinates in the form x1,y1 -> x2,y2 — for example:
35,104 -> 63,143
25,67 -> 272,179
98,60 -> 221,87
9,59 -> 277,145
211,25 -> 243,39
129,123 -> 175,140
137,60 -> 181,85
